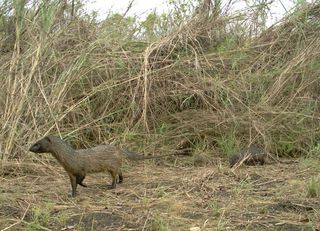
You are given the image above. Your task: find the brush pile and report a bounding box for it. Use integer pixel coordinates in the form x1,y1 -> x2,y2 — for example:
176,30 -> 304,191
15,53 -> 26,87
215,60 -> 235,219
1,1 -> 320,161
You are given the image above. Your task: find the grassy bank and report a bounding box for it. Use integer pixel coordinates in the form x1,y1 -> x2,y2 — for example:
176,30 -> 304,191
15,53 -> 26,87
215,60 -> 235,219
1,1 -> 320,161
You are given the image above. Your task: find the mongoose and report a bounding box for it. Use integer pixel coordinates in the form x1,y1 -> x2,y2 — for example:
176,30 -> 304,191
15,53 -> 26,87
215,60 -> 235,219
229,145 -> 267,168
29,135 -> 190,197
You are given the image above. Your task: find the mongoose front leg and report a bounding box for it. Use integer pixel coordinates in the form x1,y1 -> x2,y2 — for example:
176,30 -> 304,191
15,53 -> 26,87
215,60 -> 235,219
69,174 -> 78,197
111,177 -> 117,189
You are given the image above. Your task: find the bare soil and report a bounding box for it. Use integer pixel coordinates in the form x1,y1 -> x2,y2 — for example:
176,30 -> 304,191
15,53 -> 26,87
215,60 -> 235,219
0,159 -> 319,231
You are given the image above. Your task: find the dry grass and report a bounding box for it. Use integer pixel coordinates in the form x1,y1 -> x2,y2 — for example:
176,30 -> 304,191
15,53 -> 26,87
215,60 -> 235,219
0,2 -> 319,160
1,0 -> 320,230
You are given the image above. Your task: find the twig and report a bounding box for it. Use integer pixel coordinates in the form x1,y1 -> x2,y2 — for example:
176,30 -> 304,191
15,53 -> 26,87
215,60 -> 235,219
254,179 -> 284,186
142,210 -> 150,231
1,202 -> 30,231
123,0 -> 134,17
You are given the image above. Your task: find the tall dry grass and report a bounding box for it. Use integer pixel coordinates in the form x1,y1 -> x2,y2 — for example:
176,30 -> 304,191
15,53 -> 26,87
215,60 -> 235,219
0,0 -> 320,162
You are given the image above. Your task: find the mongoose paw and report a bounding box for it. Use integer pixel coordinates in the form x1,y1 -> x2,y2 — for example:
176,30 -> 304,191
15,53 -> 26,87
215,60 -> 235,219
108,185 -> 116,190
69,192 -> 78,197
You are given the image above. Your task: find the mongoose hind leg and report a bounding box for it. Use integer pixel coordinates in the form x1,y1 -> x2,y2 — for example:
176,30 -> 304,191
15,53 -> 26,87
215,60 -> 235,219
118,170 -> 123,183
108,170 -> 118,189
76,174 -> 87,187
68,174 -> 78,197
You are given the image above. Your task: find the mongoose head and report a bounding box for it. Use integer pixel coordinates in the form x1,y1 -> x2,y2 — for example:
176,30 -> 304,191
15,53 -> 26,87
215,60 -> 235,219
29,136 -> 53,153
229,154 -> 241,167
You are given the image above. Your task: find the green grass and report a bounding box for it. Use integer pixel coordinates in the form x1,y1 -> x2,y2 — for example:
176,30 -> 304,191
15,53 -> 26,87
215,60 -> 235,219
149,212 -> 170,231
216,133 -> 238,158
27,203 -> 54,231
307,177 -> 320,198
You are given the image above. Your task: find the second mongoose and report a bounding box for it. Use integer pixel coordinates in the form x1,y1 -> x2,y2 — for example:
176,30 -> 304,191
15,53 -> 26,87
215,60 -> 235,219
229,145 -> 267,168
29,135 -> 190,197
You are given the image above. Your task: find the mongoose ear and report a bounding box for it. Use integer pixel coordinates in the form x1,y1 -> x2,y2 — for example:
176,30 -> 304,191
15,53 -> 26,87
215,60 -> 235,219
44,136 -> 52,143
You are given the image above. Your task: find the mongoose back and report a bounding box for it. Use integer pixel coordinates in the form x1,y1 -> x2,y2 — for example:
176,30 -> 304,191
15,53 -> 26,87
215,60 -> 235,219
229,145 -> 266,168
29,135 -> 189,197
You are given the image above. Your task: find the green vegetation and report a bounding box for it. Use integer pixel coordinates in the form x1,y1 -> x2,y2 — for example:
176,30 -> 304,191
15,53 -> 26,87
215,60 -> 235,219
149,212 -> 170,231
307,177 -> 320,198
26,203 -> 54,231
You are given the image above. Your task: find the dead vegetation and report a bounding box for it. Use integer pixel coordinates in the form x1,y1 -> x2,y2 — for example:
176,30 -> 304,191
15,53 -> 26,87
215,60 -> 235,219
1,1 -> 319,158
1,0 -> 320,230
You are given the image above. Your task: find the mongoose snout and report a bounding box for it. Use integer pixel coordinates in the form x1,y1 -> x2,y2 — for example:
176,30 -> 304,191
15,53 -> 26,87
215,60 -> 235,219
29,144 -> 39,152
29,136 -> 51,153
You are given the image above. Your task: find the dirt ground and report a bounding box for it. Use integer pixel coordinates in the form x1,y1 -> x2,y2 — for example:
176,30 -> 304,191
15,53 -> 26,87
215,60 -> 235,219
0,158 -> 319,231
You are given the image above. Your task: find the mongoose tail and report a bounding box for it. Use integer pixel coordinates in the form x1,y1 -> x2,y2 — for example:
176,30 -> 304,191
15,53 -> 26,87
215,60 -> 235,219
123,148 -> 192,161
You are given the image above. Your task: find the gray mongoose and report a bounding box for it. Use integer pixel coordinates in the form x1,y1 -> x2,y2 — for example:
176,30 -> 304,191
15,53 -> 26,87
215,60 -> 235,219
229,145 -> 266,168
29,135 -> 190,197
